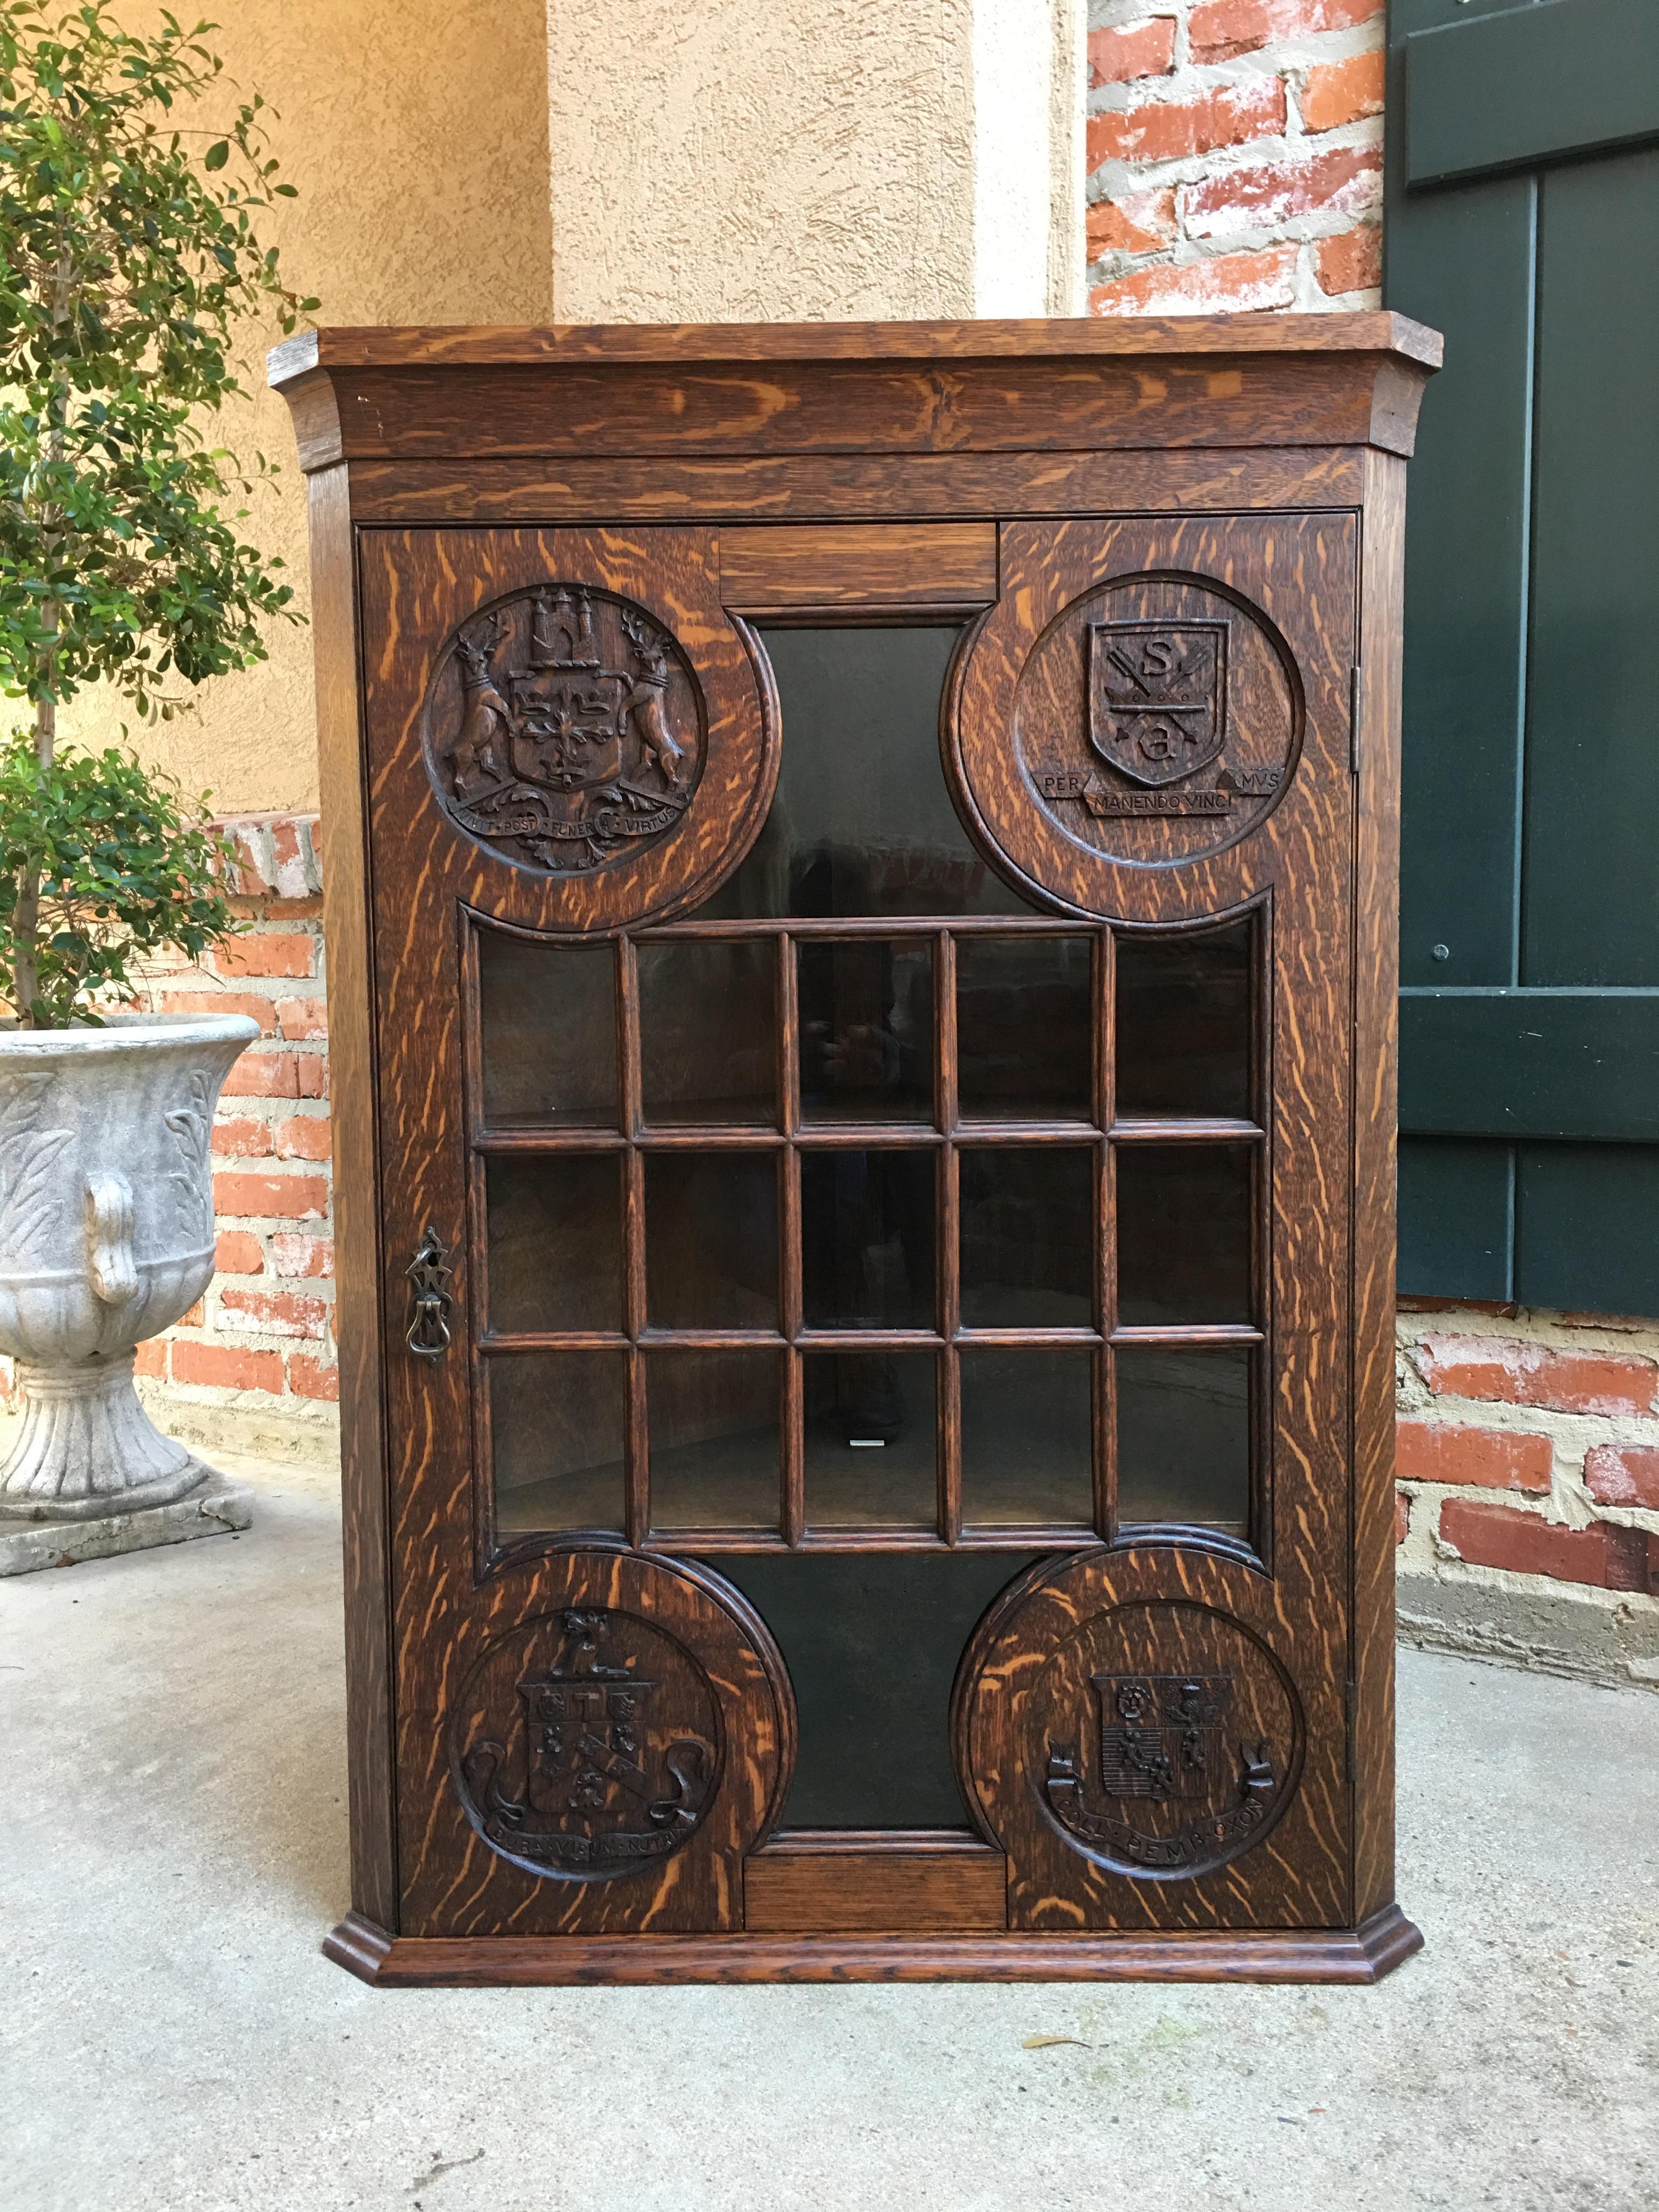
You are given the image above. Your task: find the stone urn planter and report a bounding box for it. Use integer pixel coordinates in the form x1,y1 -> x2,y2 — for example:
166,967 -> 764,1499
0,1012 -> 259,1575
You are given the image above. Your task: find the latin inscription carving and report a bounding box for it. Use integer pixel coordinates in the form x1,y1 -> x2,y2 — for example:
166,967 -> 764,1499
426,584 -> 703,873
458,1606 -> 718,1879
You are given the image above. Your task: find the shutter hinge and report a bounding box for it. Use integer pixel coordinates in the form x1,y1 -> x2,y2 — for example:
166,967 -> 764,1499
1349,665 -> 1363,778
1344,1677 -> 1358,1784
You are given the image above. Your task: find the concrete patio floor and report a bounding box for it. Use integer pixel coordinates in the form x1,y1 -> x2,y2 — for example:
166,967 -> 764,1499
3,1455 -> 1655,2212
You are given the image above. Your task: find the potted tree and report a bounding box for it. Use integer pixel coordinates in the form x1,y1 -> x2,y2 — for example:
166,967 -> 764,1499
0,3 -> 316,1571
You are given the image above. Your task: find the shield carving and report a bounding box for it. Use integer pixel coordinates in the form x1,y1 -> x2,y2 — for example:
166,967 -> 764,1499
1088,620 -> 1228,788
1094,1672 -> 1231,1802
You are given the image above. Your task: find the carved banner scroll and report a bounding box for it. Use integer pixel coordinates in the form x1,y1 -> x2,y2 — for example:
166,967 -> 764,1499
422,583 -> 706,876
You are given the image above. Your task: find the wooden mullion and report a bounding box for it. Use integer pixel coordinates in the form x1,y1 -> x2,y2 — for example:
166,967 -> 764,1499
796,1328 -> 944,1352
472,1127 -> 630,1154
780,932 -> 805,1543
630,913 -> 1098,942
624,1127 -> 789,1152
619,936 -> 647,1543
1109,1323 -> 1266,1347
793,1123 -> 941,1148
625,1346 -> 648,1548
938,935 -> 961,1540
953,1325 -> 1102,1348
1107,1118 -> 1266,1144
1098,928 -> 1116,1542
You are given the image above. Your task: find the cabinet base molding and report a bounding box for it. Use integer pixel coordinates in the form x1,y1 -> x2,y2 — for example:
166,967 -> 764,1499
323,1902 -> 1423,1988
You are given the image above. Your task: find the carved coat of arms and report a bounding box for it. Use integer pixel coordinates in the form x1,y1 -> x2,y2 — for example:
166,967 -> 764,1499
1088,622 -> 1227,788
1094,1673 -> 1229,1801
1043,1667 -> 1280,1871
460,1608 -> 715,1877
429,585 -> 701,873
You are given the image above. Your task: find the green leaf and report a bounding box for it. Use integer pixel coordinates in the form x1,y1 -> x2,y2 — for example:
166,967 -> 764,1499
202,138 -> 227,168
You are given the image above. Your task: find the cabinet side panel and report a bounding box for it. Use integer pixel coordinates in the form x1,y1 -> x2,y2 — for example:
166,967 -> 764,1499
311,463 -> 397,1929
1352,449 -> 1406,1923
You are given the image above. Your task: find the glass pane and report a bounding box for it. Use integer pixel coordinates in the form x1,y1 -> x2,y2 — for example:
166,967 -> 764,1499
804,1351 -> 937,1529
478,931 -> 617,1128
1115,1146 -> 1254,1326
960,1347 -> 1094,1527
486,1155 -> 622,1332
959,1147 -> 1094,1327
800,1149 -> 936,1328
493,1350 -> 625,1533
1115,921 -> 1251,1119
710,1551 -> 1041,1826
799,939 -> 934,1124
1116,1346 -> 1250,1533
703,627 -> 1028,919
645,1153 -> 778,1329
957,935 -> 1094,1122
647,1350 -> 780,1531
639,938 -> 776,1126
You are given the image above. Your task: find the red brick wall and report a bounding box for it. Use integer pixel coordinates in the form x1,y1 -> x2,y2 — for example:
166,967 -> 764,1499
1086,0 -> 1384,314
1395,1305 -> 1659,1624
137,814 -> 337,1459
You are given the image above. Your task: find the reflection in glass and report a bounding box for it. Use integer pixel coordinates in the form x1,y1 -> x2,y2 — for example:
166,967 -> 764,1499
799,939 -> 934,1124
957,936 -> 1093,1121
647,1350 -> 781,1531
1115,922 -> 1251,1119
486,1155 -> 622,1333
1115,1146 -> 1254,1325
804,1351 -> 936,1528
702,628 -> 1028,919
645,1153 -> 778,1329
493,1350 -> 625,1533
958,1147 -> 1094,1327
960,1348 -> 1094,1527
1116,1346 -> 1250,1532
478,931 -> 617,1127
800,1149 -> 936,1328
639,939 -> 776,1125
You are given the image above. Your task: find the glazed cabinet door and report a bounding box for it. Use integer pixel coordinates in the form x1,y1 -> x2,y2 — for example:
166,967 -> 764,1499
357,510 -> 1360,1944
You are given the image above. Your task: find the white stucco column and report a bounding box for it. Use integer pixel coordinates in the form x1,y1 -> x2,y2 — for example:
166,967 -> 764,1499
545,0 -> 1084,321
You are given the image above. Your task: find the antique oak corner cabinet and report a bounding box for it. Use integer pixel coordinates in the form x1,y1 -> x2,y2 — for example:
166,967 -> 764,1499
271,314 -> 1441,1987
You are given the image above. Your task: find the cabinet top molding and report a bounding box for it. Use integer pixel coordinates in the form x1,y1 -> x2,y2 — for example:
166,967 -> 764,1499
269,314 -> 1442,476
269,313 -> 1441,379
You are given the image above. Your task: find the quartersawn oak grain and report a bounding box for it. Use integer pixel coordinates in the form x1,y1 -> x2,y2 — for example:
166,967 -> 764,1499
324,1901 -> 1424,1985
275,315 -> 1437,1987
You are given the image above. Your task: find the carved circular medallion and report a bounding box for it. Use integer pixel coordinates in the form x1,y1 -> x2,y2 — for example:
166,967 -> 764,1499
955,1555 -> 1306,1892
1011,573 -> 1302,871
452,1601 -> 723,1883
1025,1598 -> 1301,1878
421,583 -> 706,876
448,1552 -> 794,1891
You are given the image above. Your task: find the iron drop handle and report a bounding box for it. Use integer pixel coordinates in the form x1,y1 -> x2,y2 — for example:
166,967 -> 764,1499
405,1226 -> 453,1358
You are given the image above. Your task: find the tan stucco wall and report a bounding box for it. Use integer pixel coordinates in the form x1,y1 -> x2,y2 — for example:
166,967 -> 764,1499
71,0 -> 1086,810
545,0 -> 1084,323
63,0 -> 552,814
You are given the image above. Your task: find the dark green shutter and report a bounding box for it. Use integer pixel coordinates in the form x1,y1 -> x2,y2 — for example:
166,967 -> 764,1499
1386,0 -> 1659,1308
